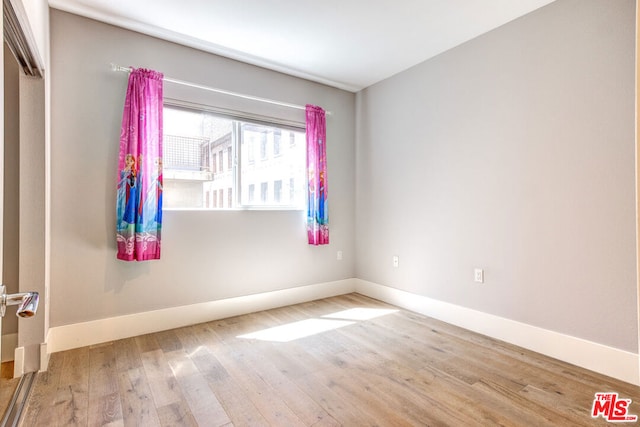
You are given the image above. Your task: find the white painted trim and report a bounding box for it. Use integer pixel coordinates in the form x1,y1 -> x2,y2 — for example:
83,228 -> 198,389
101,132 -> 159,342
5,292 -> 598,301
13,347 -> 24,378
1,333 -> 17,362
47,279 -> 356,353
635,0 -> 640,391
39,343 -> 49,372
355,279 -> 640,386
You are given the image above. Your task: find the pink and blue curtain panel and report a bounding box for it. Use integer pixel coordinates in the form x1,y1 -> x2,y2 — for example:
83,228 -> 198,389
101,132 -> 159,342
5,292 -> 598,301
306,104 -> 329,245
116,68 -> 164,261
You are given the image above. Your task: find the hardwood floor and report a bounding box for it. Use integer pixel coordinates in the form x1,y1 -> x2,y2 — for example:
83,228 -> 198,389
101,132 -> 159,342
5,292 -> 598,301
0,361 -> 19,420
20,293 -> 640,426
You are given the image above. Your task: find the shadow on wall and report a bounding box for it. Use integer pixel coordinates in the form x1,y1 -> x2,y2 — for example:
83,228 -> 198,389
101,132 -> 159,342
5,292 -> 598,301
103,255 -> 153,293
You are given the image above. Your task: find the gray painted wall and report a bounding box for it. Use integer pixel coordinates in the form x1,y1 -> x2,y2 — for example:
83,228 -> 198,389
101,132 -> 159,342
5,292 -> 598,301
49,10 -> 356,327
51,0 -> 638,355
356,0 -> 637,352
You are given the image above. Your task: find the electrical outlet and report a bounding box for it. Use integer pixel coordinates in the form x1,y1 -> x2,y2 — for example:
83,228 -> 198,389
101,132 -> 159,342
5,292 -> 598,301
337,250 -> 343,261
474,268 -> 484,283
392,255 -> 399,268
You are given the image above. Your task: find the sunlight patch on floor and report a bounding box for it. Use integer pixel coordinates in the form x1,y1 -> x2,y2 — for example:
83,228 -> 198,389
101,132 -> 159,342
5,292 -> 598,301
322,307 -> 398,321
237,318 -> 354,342
237,306 -> 398,342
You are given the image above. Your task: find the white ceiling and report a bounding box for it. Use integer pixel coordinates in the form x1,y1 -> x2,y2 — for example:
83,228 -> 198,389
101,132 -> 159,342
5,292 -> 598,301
48,0 -> 557,92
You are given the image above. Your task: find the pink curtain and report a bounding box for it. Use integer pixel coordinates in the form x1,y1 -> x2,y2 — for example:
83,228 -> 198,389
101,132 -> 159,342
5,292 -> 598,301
116,68 -> 164,261
306,105 -> 329,245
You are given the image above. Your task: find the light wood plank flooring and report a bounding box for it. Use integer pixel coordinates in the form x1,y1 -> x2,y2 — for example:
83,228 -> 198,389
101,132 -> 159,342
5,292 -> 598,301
0,361 -> 18,419
20,293 -> 640,426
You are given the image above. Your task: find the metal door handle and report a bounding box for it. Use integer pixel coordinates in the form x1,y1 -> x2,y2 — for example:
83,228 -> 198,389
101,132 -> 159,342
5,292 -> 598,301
0,285 -> 39,318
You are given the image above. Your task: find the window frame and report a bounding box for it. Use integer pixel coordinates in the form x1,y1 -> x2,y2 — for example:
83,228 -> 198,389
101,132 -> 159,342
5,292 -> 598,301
163,100 -> 307,211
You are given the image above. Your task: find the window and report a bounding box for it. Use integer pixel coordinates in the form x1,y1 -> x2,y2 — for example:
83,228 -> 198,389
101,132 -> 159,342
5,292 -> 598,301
260,182 -> 268,203
163,105 -> 305,209
260,134 -> 268,160
274,180 -> 282,203
273,131 -> 281,156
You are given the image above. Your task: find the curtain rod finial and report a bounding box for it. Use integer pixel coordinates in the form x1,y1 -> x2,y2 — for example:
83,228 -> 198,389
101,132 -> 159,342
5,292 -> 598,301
111,63 -> 132,73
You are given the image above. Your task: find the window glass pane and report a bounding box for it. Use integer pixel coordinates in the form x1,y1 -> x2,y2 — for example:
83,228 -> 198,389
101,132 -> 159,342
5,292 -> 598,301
248,184 -> 255,203
260,182 -> 268,203
274,180 -> 282,203
239,122 -> 305,208
164,107 -> 234,209
274,131 -> 281,156
260,134 -> 267,160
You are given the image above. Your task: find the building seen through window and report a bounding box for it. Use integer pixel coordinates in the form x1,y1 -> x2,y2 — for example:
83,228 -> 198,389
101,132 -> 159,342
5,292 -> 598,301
163,106 -> 306,209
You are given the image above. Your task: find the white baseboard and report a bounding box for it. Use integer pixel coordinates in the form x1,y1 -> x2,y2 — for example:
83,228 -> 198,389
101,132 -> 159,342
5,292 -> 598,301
40,343 -> 49,372
355,279 -> 640,386
13,347 -> 24,378
1,333 -> 17,362
47,278 -> 356,353
44,277 -> 639,385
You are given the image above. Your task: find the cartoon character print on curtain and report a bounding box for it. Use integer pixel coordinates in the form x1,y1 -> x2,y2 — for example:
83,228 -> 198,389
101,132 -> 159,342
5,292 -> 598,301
306,104 -> 329,245
116,68 -> 164,261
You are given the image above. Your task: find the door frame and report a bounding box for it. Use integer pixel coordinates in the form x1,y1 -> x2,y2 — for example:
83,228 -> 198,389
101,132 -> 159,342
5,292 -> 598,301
2,0 -> 46,377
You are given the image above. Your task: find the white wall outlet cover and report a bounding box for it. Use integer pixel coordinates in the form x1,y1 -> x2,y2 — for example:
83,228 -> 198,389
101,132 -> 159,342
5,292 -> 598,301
474,268 -> 484,283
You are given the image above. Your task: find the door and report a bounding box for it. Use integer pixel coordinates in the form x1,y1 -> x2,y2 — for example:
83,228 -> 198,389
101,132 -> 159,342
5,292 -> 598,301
0,0 -> 5,366
2,0 -> 45,379
2,32 -> 20,374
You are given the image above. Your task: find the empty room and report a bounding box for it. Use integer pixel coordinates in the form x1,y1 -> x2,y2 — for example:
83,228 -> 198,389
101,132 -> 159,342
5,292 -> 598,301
0,0 -> 639,425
